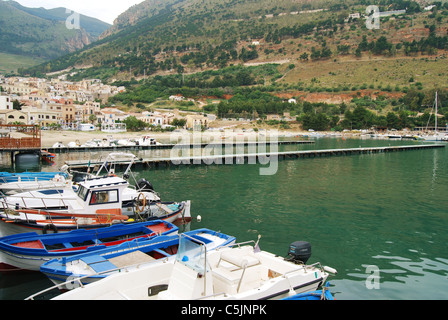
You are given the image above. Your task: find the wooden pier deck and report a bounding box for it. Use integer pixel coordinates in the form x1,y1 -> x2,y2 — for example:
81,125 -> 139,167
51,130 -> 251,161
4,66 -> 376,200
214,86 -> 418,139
44,140 -> 313,153
65,144 -> 445,171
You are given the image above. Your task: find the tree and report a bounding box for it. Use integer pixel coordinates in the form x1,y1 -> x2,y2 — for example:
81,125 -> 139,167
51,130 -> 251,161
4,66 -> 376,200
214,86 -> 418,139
300,113 -> 330,131
373,36 -> 392,55
89,114 -> 97,124
123,116 -> 148,131
12,100 -> 25,110
171,118 -> 186,127
300,52 -> 309,61
386,112 -> 401,129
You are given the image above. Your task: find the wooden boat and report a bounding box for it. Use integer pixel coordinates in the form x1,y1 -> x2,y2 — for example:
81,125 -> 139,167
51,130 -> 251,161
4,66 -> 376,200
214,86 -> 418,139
39,229 -> 236,290
0,152 -> 191,236
0,200 -> 188,236
41,237 -> 336,300
0,220 -> 177,272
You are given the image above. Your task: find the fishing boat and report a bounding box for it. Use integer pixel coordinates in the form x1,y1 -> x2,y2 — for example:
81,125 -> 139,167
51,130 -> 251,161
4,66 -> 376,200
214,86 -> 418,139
0,173 -> 189,236
0,220 -> 177,272
0,152 -> 192,236
42,236 -> 336,300
0,192 -> 188,237
38,229 -> 236,290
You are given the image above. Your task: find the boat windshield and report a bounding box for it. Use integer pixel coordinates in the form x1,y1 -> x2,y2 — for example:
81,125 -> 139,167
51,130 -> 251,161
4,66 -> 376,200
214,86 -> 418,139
77,185 -> 89,201
176,234 -> 209,274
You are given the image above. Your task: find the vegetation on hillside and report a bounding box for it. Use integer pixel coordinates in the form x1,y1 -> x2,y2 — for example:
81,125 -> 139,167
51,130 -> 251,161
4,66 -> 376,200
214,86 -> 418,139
108,64 -> 448,131
12,0 -> 448,131
21,0 -> 448,79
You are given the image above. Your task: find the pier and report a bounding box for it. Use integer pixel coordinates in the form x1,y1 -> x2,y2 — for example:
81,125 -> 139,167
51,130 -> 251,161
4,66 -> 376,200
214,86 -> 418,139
0,124 -> 41,166
65,144 -> 445,171
43,140 -> 314,153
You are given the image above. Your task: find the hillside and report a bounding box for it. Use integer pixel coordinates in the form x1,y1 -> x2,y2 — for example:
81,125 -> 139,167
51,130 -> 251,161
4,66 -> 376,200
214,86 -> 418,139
21,0 -> 448,84
0,0 -> 110,71
16,0 -> 448,132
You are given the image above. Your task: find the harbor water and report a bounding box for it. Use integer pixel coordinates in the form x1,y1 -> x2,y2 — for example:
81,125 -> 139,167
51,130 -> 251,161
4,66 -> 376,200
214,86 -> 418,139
0,137 -> 447,300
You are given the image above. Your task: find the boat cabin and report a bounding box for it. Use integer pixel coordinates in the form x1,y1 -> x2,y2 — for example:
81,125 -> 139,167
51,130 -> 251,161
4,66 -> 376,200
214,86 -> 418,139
76,176 -> 130,216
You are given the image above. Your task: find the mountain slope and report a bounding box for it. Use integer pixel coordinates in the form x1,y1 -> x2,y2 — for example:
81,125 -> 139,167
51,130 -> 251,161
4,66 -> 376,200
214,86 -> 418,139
6,1 -> 111,38
0,0 -> 110,64
20,0 -> 448,85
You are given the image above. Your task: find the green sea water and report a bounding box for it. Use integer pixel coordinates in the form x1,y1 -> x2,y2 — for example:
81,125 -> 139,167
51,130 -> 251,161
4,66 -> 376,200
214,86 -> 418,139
1,137 -> 447,300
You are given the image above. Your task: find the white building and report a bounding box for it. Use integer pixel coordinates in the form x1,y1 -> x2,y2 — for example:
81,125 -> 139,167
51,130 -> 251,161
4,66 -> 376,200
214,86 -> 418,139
0,95 -> 13,110
138,111 -> 175,126
169,95 -> 185,102
98,108 -> 129,125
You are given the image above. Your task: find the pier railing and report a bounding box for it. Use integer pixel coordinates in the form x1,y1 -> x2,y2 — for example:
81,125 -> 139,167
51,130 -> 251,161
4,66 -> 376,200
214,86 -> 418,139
0,124 -> 41,150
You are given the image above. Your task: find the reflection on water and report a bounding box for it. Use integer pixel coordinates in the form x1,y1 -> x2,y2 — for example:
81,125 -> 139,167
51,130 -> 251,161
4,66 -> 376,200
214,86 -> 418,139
334,255 -> 448,300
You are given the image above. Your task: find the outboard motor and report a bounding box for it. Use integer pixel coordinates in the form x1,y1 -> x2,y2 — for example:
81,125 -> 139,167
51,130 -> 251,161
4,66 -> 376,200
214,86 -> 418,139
71,171 -> 91,183
136,178 -> 154,192
287,241 -> 311,264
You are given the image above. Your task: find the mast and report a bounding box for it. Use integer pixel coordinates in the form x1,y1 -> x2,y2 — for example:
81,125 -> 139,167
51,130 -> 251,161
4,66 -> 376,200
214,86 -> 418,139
435,91 -> 438,133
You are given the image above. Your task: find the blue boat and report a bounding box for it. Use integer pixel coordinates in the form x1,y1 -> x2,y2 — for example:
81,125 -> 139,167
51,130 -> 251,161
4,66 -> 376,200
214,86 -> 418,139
40,229 -> 236,289
282,282 -> 334,300
0,171 -> 67,183
0,220 -> 178,272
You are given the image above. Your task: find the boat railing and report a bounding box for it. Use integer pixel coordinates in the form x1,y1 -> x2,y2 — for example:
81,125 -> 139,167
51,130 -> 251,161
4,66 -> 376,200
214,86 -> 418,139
196,291 -> 229,300
1,179 -> 64,194
227,240 -> 256,248
282,261 -> 337,279
282,262 -> 322,278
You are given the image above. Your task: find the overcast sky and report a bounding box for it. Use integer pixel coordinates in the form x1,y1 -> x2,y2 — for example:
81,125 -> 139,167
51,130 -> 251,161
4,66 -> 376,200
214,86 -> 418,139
13,0 -> 144,24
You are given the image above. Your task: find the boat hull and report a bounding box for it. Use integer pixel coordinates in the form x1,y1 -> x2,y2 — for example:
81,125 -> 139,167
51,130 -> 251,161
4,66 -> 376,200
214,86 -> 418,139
50,246 -> 330,300
0,220 -> 178,272
41,229 -> 235,289
0,201 -> 188,237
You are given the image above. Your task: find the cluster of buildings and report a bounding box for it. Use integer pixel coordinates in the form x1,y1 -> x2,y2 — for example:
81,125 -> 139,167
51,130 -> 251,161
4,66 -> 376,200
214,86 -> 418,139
0,76 -> 124,129
0,76 -> 212,131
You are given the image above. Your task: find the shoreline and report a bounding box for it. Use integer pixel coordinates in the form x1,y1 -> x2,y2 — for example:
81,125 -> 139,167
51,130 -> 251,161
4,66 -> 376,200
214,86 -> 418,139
29,128 -> 423,148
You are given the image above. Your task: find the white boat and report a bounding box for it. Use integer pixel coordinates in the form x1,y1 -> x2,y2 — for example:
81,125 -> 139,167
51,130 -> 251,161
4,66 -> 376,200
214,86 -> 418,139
67,141 -> 80,148
0,153 -> 189,236
422,92 -> 448,141
39,229 -> 235,288
117,139 -> 136,146
52,142 -> 65,148
47,236 -> 336,300
422,132 -> 448,141
135,136 -> 160,146
0,174 -> 71,195
0,175 -> 174,236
